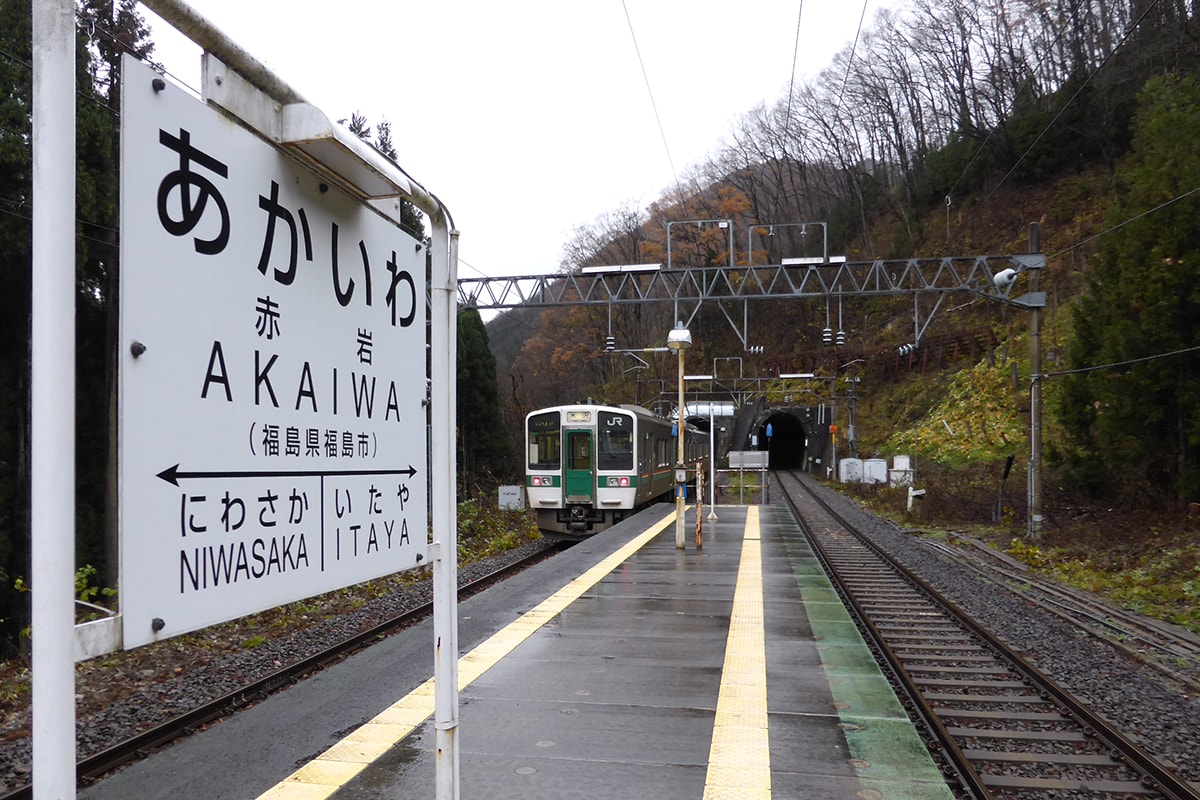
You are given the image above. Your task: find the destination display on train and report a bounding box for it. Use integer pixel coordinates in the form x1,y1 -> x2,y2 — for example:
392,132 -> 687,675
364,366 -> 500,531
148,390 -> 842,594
117,56 -> 428,649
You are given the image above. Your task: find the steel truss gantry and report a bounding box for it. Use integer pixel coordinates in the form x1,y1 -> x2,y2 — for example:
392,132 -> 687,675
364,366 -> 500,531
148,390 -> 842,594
457,254 -> 1046,349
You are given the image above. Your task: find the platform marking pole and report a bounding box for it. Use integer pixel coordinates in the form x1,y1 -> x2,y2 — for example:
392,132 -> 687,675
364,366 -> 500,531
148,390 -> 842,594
257,510 -> 677,800
31,2 -> 77,798
704,505 -> 771,799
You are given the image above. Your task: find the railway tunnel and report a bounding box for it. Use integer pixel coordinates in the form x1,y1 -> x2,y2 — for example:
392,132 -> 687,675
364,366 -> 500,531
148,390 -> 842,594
758,410 -> 809,469
696,402 -> 836,473
733,404 -> 834,473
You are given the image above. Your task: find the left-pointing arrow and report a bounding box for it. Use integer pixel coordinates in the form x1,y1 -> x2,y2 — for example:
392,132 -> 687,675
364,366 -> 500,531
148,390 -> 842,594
157,464 -> 419,486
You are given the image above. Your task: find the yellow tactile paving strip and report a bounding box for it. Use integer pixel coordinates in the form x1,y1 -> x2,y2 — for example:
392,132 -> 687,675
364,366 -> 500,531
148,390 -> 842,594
703,505 -> 771,799
257,511 -> 678,799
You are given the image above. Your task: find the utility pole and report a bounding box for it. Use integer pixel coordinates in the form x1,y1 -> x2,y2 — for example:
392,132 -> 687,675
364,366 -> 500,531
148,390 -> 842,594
1028,223 -> 1043,538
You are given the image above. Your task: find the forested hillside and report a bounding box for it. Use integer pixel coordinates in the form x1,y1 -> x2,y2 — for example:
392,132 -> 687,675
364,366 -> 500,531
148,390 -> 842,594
490,0 -> 1200,510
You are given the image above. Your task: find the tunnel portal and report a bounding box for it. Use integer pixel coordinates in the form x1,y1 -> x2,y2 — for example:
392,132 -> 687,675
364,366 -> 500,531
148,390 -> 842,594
757,411 -> 810,470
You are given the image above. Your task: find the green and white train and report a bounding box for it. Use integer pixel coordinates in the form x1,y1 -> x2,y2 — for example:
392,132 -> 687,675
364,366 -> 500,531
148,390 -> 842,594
524,403 -> 706,538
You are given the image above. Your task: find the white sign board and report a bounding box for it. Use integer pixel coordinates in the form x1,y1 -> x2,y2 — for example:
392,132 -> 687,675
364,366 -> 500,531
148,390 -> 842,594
498,485 -> 524,510
728,451 -> 769,469
118,57 -> 428,648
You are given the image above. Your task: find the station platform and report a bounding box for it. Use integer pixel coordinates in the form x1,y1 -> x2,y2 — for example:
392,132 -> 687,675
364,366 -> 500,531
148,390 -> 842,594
81,503 -> 954,800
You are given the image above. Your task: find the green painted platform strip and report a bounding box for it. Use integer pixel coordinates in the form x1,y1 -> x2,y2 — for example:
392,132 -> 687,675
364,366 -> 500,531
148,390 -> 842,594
778,516 -> 955,800
815,640 -> 895,676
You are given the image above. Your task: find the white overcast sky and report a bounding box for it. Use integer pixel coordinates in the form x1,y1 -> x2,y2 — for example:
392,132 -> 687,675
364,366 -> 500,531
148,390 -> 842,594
142,1 -> 882,281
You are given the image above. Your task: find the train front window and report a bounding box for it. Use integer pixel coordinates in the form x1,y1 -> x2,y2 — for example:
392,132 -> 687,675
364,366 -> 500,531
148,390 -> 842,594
527,412 -> 561,469
597,411 -> 633,470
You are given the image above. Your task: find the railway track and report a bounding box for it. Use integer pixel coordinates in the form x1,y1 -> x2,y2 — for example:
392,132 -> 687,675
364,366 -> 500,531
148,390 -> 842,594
777,470 -> 1200,800
0,542 -> 567,800
921,536 -> 1200,694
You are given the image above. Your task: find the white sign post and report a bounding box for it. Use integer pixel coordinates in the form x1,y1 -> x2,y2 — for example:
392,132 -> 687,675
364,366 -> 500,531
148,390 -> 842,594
119,56 -> 428,649
31,1 -> 77,796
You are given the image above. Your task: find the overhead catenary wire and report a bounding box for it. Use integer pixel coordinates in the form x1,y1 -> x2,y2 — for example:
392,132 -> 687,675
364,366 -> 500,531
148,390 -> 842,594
782,1 -> 804,126
0,200 -> 119,252
87,12 -> 208,103
834,0 -> 870,109
1043,344 -> 1200,379
0,45 -> 31,69
0,204 -> 31,224
0,33 -> 122,245
456,257 -> 489,279
1048,185 -> 1200,259
944,0 -> 1086,203
983,0 -> 1163,203
621,0 -> 678,190
0,42 -> 120,118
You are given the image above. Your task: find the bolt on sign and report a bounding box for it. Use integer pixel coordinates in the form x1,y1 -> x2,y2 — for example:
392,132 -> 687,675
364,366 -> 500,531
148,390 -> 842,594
118,56 -> 428,649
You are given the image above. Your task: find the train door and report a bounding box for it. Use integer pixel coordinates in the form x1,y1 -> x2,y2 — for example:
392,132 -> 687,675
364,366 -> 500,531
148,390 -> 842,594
564,430 -> 594,503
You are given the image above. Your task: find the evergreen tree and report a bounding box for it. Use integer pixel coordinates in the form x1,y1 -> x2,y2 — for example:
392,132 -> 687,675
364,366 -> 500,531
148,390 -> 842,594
1059,74 -> 1200,504
346,112 -> 425,242
457,307 -> 510,488
0,0 -> 34,651
0,0 -> 151,648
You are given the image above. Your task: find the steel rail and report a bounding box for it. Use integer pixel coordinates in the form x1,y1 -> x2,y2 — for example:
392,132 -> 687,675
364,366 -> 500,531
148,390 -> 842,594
778,470 -> 1200,800
0,542 -> 567,800
775,473 -> 990,800
922,539 -> 1200,694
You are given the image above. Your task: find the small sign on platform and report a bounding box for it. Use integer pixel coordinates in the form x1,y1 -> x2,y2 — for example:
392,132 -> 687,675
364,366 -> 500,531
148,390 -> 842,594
729,451 -> 769,469
498,485 -> 524,510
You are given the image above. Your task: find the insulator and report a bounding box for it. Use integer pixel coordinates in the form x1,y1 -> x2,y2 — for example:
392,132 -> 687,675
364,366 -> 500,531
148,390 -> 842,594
822,327 -> 833,345
836,330 -> 846,346
604,336 -> 615,351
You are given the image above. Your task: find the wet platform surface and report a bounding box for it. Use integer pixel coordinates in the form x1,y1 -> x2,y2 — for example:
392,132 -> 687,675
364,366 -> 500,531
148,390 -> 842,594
82,503 -> 953,800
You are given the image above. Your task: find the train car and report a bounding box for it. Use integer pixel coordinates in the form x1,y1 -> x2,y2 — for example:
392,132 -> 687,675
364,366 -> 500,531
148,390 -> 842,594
525,403 -> 706,538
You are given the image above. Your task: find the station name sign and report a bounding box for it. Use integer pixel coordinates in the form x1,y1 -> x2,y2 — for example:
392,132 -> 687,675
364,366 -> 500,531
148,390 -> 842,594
118,56 -> 428,648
